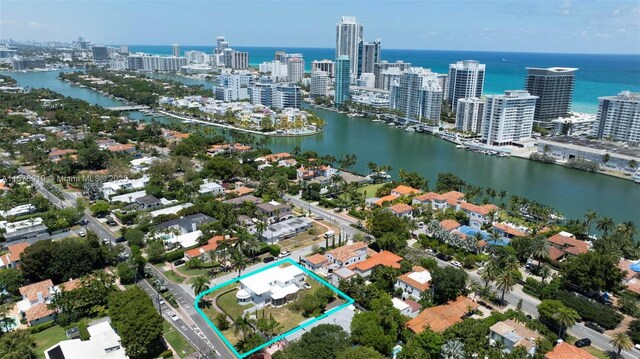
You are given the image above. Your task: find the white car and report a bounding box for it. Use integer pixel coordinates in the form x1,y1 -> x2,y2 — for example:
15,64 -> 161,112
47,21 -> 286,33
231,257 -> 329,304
451,261 -> 462,268
278,251 -> 291,258
78,230 -> 86,237
169,312 -> 179,322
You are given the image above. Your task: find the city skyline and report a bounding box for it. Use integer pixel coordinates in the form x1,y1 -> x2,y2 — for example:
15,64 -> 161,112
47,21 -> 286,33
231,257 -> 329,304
1,1 -> 640,55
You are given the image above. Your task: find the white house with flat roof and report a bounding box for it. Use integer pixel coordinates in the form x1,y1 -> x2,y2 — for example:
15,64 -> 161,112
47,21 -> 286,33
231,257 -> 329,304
236,265 -> 306,307
101,176 -> 149,200
44,319 -> 127,359
109,190 -> 147,204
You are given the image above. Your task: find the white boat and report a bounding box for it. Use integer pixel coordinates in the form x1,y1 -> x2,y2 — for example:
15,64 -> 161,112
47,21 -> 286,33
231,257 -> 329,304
405,127 -> 415,132
633,169 -> 640,183
455,145 -> 466,149
387,122 -> 395,126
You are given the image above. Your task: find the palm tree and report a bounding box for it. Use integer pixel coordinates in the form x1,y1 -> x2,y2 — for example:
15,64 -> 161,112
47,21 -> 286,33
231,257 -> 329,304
256,312 -> 282,339
215,238 -> 234,271
231,251 -> 249,277
584,210 -> 598,236
256,219 -> 268,240
440,339 -> 465,359
233,315 -> 256,341
610,332 -> 633,359
539,264 -> 551,284
617,221 -> 638,240
244,237 -> 262,261
529,235 -> 550,267
191,275 -> 210,296
495,270 -> 518,303
479,262 -> 499,290
596,216 -> 616,237
553,307 -> 579,339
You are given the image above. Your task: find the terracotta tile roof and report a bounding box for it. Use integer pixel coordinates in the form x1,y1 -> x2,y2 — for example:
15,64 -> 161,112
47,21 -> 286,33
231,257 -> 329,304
327,242 -> 369,263
478,240 -> 488,248
108,143 -> 136,152
434,191 -> 465,203
19,279 -> 54,302
0,182 -> 9,191
387,203 -> 413,215
48,148 -> 76,158
545,342 -> 596,359
440,220 -> 461,231
407,296 -> 478,333
227,187 -> 254,196
263,153 -> 291,162
626,278 -> 640,295
493,222 -> 527,237
305,253 -> 328,266
392,185 -> 421,196
397,266 -> 431,292
413,192 -> 439,203
549,246 -> 566,261
5,242 -> 29,263
184,236 -> 235,258
618,258 -> 638,281
548,233 -> 589,259
375,194 -> 399,206
459,201 -> 499,216
59,278 -> 82,291
404,299 -> 422,313
490,319 -> 541,351
348,250 -> 403,272
25,302 -> 55,323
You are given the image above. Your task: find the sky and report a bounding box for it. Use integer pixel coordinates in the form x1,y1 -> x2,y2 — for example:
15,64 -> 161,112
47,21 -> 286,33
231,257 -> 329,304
1,0 -> 639,54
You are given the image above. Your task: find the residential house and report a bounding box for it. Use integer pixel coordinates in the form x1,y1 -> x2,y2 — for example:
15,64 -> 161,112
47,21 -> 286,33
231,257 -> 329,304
489,319 -> 541,356
48,148 -> 76,162
406,296 -> 478,333
44,319 -> 127,359
0,204 -> 36,218
278,159 -> 298,168
109,190 -> 147,204
392,298 -> 422,318
224,195 -> 263,209
107,143 -> 136,154
184,235 -> 235,261
129,156 -> 157,173
386,203 -> 414,218
257,152 -> 291,163
395,266 -> 431,301
155,213 -> 215,235
0,217 -> 49,242
374,194 -> 399,207
149,203 -> 193,218
134,195 -> 162,210
0,242 -> 29,269
412,191 -> 465,211
256,201 -> 293,223
440,219 -> 461,232
548,231 -> 589,262
261,217 -> 313,242
456,201 -> 498,229
236,265 -> 306,307
325,241 -> 374,268
618,258 -> 640,295
199,181 -> 225,196
304,253 -> 328,272
17,279 -> 57,326
331,267 -> 357,285
391,185 -> 421,197
97,138 -> 116,149
101,176 -> 149,200
544,342 -> 596,359
347,250 -> 403,278
493,222 -> 528,239
296,165 -> 338,182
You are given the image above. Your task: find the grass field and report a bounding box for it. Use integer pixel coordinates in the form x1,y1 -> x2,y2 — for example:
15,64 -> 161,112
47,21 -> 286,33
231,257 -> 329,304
163,321 -> 195,358
163,269 -> 185,283
176,265 -> 213,277
278,223 -> 329,250
32,325 -> 67,358
357,183 -> 386,198
216,288 -> 245,320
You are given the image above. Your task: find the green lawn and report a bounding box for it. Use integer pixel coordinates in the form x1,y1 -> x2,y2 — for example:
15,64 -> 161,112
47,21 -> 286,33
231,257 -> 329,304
176,265 -> 212,277
32,325 -> 67,358
566,336 -> 609,359
163,269 -> 185,284
163,321 -> 195,358
216,288 -> 245,320
356,183 -> 386,198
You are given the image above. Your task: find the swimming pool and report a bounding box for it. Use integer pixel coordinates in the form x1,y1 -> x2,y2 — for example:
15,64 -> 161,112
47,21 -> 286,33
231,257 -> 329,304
0,315 -> 19,332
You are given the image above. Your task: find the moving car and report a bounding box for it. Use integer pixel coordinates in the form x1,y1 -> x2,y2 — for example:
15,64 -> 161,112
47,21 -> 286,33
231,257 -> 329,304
574,338 -> 591,348
584,322 -> 605,334
169,312 -> 179,322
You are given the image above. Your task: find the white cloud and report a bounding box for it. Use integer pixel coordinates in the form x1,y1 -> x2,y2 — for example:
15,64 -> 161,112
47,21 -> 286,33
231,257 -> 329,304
28,21 -> 48,28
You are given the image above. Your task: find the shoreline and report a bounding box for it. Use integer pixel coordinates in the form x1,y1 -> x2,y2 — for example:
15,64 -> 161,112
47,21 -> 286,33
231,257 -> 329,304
156,110 -> 324,138
308,102 -> 638,183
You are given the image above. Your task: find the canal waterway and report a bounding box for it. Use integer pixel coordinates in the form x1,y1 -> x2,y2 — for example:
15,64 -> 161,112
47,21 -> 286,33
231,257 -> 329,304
3,70 -> 638,224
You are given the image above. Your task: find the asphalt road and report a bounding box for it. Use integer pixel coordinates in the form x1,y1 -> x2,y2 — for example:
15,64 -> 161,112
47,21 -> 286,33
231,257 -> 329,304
7,159 -> 639,358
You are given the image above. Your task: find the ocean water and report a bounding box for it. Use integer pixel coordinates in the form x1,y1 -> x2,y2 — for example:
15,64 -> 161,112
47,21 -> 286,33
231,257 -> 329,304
125,45 -> 640,113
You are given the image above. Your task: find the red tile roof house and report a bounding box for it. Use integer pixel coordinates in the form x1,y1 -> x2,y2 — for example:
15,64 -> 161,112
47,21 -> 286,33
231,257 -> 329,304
386,203 -> 414,218
184,236 -> 236,262
347,250 -> 403,278
324,241 -> 374,269
455,201 -> 499,229
391,185 -> 422,197
303,253 -> 329,273
412,191 -> 465,211
108,143 -> 137,154
617,258 -> 640,295
395,266 -> 431,301
0,242 -> 29,269
407,296 -> 478,334
17,279 -> 57,326
493,222 -> 528,239
48,148 -> 77,162
547,231 -> 590,262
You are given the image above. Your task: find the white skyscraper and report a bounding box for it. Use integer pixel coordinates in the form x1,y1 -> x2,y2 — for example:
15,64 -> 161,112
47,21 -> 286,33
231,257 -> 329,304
456,98 -> 486,134
310,71 -> 329,99
389,67 -> 443,124
482,90 -> 538,146
287,56 -> 305,83
311,60 -> 335,77
447,60 -> 486,111
336,16 -> 363,75
172,44 -> 180,57
594,91 -> 640,144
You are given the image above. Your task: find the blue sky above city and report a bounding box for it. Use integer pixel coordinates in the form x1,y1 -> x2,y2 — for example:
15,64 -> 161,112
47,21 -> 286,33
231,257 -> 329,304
1,0 -> 639,54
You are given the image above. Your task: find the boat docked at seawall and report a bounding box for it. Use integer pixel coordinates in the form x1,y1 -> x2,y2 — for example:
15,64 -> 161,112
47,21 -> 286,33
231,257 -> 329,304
633,169 -> 640,183
462,141 -> 512,156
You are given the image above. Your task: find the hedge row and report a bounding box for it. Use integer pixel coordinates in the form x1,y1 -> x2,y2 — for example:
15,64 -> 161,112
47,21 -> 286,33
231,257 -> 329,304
557,290 -> 623,329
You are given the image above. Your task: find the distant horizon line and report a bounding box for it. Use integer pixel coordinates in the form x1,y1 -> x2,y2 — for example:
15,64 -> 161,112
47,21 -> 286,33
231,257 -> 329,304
111,44 -> 640,57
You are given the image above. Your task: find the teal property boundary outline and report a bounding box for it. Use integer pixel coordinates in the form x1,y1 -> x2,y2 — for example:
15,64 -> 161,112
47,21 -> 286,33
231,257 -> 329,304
194,257 -> 355,358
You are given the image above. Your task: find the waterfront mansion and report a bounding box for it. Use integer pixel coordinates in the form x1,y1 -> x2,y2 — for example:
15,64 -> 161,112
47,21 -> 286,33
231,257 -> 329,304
236,265 -> 307,307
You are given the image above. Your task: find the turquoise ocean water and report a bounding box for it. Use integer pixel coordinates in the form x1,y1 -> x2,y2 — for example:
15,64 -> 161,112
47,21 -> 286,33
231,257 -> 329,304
125,45 -> 640,114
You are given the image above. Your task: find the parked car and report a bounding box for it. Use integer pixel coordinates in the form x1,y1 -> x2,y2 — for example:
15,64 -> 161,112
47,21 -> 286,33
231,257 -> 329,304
169,312 -> 179,322
78,230 -> 86,237
173,259 -> 186,266
574,338 -> 591,348
302,282 -> 311,289
584,322 -> 605,334
425,248 -> 435,255
451,261 -> 462,268
263,256 -> 275,263
437,253 -> 452,261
